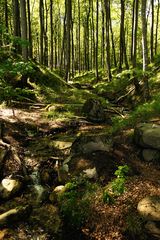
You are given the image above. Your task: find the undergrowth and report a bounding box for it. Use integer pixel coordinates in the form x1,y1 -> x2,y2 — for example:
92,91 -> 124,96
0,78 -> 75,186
111,93 -> 160,133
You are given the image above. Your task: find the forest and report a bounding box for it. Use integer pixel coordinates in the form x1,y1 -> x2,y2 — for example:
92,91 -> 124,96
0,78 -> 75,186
0,0 -> 160,239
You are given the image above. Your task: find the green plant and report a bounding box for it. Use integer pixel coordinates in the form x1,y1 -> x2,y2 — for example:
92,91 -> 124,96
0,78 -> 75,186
103,191 -> 115,204
58,176 -> 97,229
111,165 -> 129,195
103,165 -> 129,204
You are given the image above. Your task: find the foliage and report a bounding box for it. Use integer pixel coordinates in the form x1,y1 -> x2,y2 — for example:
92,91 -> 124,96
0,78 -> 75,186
103,165 -> 129,204
111,92 -> 160,133
58,176 -> 97,229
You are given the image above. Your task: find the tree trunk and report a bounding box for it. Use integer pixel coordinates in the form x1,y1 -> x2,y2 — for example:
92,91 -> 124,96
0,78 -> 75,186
65,0 -> 72,82
12,0 -> 21,53
39,0 -> 44,64
27,0 -> 32,58
119,0 -> 129,70
95,0 -> 99,80
131,0 -> 139,67
104,0 -> 111,81
150,0 -> 154,62
20,0 -> 28,60
101,6 -> 105,69
78,0 -> 81,73
155,0 -> 160,55
141,0 -> 150,100
50,0 -> 53,69
110,10 -> 117,67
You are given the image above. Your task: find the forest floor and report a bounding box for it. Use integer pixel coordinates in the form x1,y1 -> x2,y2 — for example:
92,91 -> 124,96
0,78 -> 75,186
0,102 -> 160,240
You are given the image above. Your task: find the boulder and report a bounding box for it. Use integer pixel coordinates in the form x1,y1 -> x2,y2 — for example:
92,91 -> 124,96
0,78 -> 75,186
0,178 -> 22,199
137,196 -> 160,221
134,123 -> 160,150
71,134 -> 112,156
49,185 -> 65,204
0,205 -> 32,227
82,98 -> 106,123
142,149 -> 160,163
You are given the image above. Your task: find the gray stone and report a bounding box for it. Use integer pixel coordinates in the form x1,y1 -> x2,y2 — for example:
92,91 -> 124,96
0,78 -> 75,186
82,98 -> 106,123
0,178 -> 22,199
137,196 -> 160,221
142,149 -> 160,163
71,134 -> 112,156
134,123 -> 160,150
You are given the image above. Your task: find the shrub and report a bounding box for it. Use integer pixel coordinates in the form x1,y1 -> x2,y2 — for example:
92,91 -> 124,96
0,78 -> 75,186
58,176 -> 97,229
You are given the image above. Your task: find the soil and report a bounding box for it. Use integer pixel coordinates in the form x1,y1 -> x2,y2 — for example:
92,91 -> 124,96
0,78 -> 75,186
0,104 -> 160,240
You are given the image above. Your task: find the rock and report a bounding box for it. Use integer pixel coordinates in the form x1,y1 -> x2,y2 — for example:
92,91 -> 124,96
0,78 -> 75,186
83,167 -> 97,179
137,196 -> 160,221
142,149 -> 160,163
71,134 -> 112,156
68,150 -> 117,181
145,221 -> 160,239
30,204 -> 61,234
49,185 -> 65,204
134,123 -> 160,150
82,98 -> 106,123
0,205 -> 32,227
0,178 -> 22,200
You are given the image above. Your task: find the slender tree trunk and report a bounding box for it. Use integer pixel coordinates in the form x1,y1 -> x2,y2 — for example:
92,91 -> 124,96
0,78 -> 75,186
27,0 -> 32,58
155,0 -> 160,55
101,6 -> 105,69
12,0 -> 21,53
150,0 -> 154,62
104,0 -> 111,81
109,11 -> 117,67
95,0 -> 99,80
131,0 -> 139,67
20,0 -> 28,60
44,0 -> 48,66
4,0 -> 8,32
78,0 -> 81,73
50,0 -> 53,69
65,0 -> 72,81
141,0 -> 150,100
39,0 -> 44,64
119,0 -> 129,70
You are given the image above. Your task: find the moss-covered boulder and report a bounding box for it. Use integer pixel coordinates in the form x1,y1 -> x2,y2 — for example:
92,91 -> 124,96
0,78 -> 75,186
134,123 -> 160,150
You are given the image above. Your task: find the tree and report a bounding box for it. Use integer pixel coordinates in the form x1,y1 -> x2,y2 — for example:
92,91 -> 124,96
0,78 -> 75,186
27,0 -> 32,58
20,0 -> 28,60
119,0 -> 129,71
65,0 -> 72,82
150,0 -> 154,62
155,0 -> 160,55
131,0 -> 139,68
12,0 -> 21,53
39,0 -> 44,64
95,0 -> 99,80
141,0 -> 150,100
104,0 -> 112,81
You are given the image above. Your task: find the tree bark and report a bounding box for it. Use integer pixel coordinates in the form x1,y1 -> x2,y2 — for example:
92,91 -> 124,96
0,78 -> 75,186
20,0 -> 28,60
150,0 -> 154,62
141,0 -> 150,100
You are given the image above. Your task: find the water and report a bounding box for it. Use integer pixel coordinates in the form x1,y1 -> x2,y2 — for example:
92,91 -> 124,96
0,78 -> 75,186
30,170 -> 45,203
